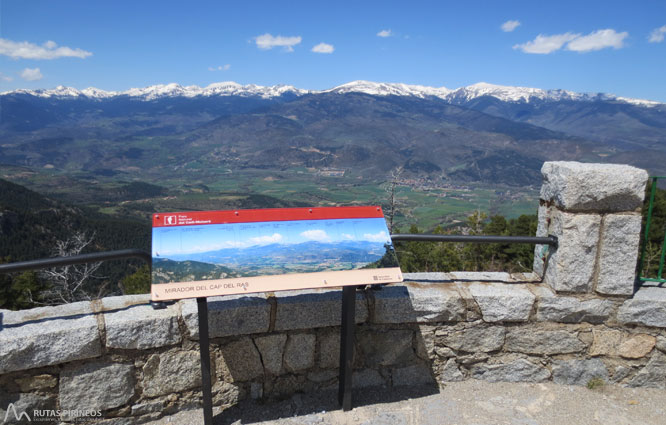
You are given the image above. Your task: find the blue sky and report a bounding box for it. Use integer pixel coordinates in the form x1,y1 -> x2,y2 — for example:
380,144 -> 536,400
152,218 -> 392,256
2,0 -> 665,101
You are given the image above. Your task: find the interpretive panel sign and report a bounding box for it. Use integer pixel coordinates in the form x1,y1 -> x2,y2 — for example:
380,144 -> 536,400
151,206 -> 402,301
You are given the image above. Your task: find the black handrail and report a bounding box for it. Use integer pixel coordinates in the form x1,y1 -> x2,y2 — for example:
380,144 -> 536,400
0,233 -> 558,277
391,234 -> 558,247
0,249 -> 151,274
0,236 -> 556,311
0,235 -> 558,276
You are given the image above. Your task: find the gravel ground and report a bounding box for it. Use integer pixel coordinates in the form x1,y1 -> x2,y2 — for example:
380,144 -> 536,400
145,380 -> 666,425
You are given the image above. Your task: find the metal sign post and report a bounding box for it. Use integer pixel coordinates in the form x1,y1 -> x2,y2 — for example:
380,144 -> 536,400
195,285 -> 360,424
197,297 -> 214,425
338,285 -> 357,411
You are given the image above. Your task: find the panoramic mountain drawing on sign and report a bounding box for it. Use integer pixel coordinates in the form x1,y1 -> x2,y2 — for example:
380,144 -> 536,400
151,206 -> 402,300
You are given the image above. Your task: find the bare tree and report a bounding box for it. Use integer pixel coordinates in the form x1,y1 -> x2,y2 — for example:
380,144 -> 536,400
642,241 -> 662,278
35,232 -> 105,305
384,166 -> 403,233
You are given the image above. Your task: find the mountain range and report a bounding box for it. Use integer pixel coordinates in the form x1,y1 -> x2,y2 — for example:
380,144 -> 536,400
4,80 -> 661,106
1,80 -> 665,187
165,240 -> 385,265
158,239 -> 391,278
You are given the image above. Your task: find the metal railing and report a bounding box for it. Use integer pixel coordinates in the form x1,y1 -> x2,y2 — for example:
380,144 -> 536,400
0,233 -> 558,309
390,234 -> 557,246
0,249 -> 152,275
0,235 -> 558,277
638,176 -> 666,285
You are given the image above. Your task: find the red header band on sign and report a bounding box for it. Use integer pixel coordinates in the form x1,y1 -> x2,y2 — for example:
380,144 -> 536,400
152,206 -> 385,227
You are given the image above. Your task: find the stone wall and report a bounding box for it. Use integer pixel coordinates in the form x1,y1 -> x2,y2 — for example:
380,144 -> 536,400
1,161 -> 665,424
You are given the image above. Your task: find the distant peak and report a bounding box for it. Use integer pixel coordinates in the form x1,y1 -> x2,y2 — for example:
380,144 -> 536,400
325,80 -> 451,98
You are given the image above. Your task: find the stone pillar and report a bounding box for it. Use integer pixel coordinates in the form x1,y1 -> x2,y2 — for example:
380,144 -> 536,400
533,161 -> 648,296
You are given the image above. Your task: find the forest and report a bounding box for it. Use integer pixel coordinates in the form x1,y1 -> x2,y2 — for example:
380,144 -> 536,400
394,212 -> 538,274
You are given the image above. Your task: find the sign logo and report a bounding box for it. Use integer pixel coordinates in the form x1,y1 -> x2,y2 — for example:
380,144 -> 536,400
3,403 -> 31,422
164,215 -> 177,225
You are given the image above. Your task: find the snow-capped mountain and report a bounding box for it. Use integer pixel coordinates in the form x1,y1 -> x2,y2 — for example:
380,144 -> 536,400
198,82 -> 307,99
122,82 -> 307,100
323,80 -> 452,98
80,87 -> 119,98
4,82 -> 306,101
443,82 -> 662,107
330,81 -> 662,107
3,80 -> 661,107
444,82 -> 596,103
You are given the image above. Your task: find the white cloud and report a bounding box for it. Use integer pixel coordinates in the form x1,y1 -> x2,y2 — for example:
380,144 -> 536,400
0,72 -> 13,82
341,233 -> 355,240
300,229 -> 330,242
254,33 -> 301,52
20,67 -> 43,81
311,42 -> 334,54
249,233 -> 283,245
513,32 -> 578,54
208,64 -> 231,71
501,20 -> 521,32
377,29 -> 392,38
514,29 -> 628,54
648,25 -> 666,43
362,231 -> 390,243
566,29 -> 628,52
0,38 -> 92,60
